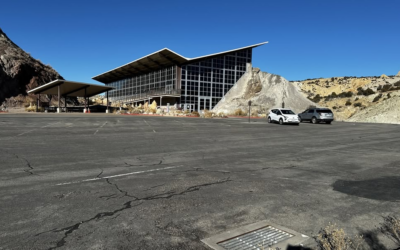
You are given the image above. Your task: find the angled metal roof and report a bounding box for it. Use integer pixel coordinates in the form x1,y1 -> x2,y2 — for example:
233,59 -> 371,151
27,80 -> 114,97
92,42 -> 268,84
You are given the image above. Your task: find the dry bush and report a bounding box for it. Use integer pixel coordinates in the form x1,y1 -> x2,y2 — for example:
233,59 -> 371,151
149,108 -> 157,114
191,111 -> 200,117
233,108 -> 246,116
380,215 -> 400,247
217,112 -> 227,118
254,84 -> 262,93
25,106 -> 44,112
183,109 -> 190,114
315,223 -> 364,250
251,109 -> 259,117
203,109 -> 213,118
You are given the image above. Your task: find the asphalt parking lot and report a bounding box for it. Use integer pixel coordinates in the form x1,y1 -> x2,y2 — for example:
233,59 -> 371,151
0,113 -> 399,250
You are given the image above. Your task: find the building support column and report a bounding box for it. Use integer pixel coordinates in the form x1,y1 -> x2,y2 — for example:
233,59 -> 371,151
57,85 -> 61,113
84,88 -> 87,113
36,95 -> 39,112
64,96 -> 67,112
106,91 -> 109,113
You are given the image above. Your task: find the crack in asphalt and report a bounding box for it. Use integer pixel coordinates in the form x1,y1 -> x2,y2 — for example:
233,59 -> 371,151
182,167 -> 270,174
37,177 -> 231,250
96,169 -> 103,178
0,149 -> 36,176
142,183 -> 165,191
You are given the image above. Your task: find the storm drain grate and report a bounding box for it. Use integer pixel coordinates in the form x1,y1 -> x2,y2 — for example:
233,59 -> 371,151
217,225 -> 294,250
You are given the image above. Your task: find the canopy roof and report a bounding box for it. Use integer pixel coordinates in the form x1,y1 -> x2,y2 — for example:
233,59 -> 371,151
27,80 -> 114,97
93,42 -> 268,84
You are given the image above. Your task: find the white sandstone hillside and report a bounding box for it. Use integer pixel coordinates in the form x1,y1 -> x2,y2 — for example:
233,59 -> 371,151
347,93 -> 400,124
212,67 -> 316,115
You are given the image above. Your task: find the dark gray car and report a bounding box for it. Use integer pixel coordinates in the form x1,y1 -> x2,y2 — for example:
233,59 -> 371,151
298,108 -> 334,124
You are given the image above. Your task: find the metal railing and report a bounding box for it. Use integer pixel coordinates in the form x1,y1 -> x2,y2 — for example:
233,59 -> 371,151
112,88 -> 181,103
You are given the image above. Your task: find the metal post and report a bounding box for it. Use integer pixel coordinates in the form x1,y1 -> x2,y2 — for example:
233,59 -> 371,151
248,100 -> 252,123
58,85 -> 61,113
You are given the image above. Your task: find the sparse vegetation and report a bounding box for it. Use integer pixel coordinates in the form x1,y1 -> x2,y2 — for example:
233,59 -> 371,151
345,100 -> 352,106
191,111 -> 200,117
315,223 -> 364,250
233,108 -> 246,116
373,94 -> 382,102
381,85 -> 392,92
203,109 -> 213,118
310,94 -> 322,103
380,215 -> 400,248
353,102 -> 362,107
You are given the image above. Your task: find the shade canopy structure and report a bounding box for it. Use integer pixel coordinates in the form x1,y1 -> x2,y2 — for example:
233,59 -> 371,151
93,42 -> 268,84
27,79 -> 114,97
27,79 -> 114,113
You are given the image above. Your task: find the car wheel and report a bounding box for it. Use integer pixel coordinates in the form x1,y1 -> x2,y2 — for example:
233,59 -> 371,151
279,119 -> 283,125
312,117 -> 318,124
326,121 -> 331,124
268,117 -> 272,123
298,117 -> 302,122
296,123 -> 300,126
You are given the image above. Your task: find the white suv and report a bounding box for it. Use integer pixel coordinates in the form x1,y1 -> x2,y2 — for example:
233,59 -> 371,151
268,108 -> 300,125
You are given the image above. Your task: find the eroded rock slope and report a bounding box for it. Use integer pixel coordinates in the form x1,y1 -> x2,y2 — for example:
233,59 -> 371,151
0,28 -> 63,105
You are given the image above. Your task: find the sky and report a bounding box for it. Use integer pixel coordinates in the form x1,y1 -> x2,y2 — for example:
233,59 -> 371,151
1,0 -> 399,84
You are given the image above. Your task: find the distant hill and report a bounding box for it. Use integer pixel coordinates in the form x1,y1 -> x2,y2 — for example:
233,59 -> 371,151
292,74 -> 400,123
0,28 -> 63,105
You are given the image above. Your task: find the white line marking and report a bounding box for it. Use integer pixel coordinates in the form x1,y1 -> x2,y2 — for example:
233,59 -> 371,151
100,122 -> 107,128
94,130 -> 99,135
17,122 -> 60,136
153,130 -> 156,133
56,166 -> 182,186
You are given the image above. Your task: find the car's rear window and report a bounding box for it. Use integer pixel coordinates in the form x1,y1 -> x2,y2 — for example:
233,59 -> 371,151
318,110 -> 333,113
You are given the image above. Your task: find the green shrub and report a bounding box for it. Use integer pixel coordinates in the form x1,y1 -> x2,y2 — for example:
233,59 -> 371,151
381,85 -> 392,92
394,81 -> 400,87
353,102 -> 362,107
363,88 -> 375,96
355,97 -> 359,101
345,100 -> 352,106
373,94 -> 382,102
311,94 -> 322,103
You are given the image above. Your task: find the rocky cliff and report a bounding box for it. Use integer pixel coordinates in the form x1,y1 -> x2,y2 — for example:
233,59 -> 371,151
212,67 -> 316,115
0,28 -> 63,105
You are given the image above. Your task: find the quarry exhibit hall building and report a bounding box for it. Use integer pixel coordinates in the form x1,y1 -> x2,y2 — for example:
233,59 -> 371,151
93,42 -> 268,111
